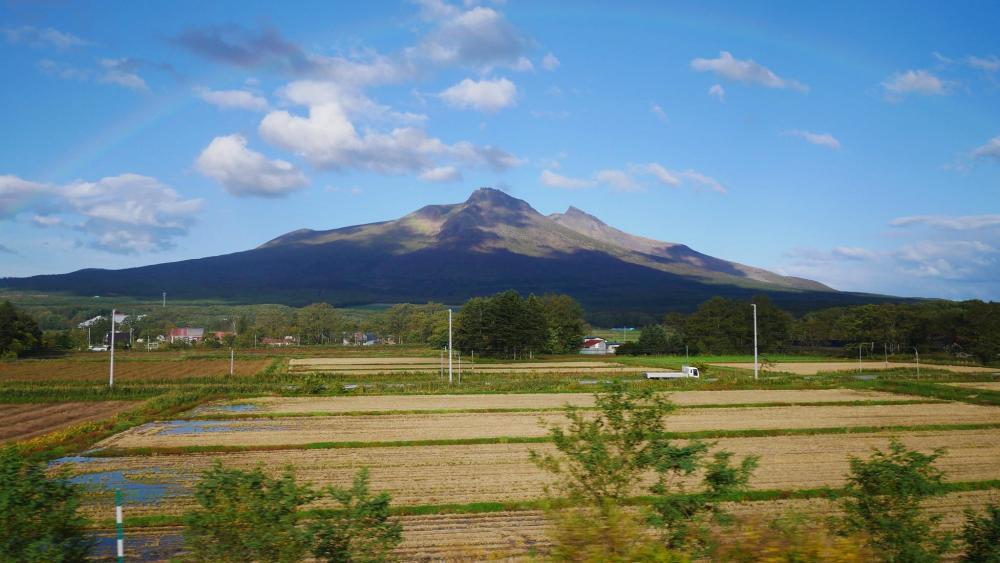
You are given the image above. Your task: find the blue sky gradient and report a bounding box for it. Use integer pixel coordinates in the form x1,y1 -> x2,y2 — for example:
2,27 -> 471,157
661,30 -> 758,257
1,0 -> 998,300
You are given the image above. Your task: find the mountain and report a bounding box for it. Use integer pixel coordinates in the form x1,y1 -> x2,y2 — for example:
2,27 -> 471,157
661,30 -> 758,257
1,188 -> 897,322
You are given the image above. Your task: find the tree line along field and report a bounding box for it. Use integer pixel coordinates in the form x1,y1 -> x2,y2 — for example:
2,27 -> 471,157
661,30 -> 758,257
5,352 -> 1000,560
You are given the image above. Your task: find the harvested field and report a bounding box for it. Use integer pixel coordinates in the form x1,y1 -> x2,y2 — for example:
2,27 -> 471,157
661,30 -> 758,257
193,389 -> 920,416
288,357 -> 646,374
0,359 -> 272,382
710,361 -> 992,375
947,381 -> 1000,391
69,429 -> 1000,515
99,402 -> 1000,449
0,401 -> 137,442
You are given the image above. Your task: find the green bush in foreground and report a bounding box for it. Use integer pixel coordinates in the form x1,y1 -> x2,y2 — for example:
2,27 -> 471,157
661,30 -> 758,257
183,463 -> 400,563
0,446 -> 92,562
839,439 -> 951,562
960,503 -> 1000,562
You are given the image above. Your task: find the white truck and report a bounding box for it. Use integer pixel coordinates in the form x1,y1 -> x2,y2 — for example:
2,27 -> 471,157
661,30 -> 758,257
644,365 -> 700,380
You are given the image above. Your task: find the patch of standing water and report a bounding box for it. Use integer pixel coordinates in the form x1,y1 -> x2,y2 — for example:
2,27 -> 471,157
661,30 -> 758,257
69,470 -> 185,504
156,419 -> 288,435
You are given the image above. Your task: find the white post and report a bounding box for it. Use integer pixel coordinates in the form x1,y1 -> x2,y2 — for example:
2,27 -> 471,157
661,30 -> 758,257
440,348 -> 444,379
458,351 -> 462,384
859,344 -> 862,373
448,309 -> 453,385
162,291 -> 166,307
751,304 -> 758,380
230,347 -> 234,376
884,343 -> 888,368
109,309 -> 116,388
115,489 -> 124,563
914,347 -> 920,378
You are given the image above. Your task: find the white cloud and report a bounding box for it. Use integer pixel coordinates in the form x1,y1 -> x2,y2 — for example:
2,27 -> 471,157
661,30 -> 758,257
971,135 -> 1000,162
439,77 -> 517,112
966,55 -> 1000,73
634,163 -> 680,187
196,134 -> 308,198
541,52 -> 560,71
691,51 -> 808,92
0,175 -> 48,219
540,169 -> 594,189
259,81 -> 519,174
650,103 -> 667,121
881,69 -> 949,99
2,25 -> 88,49
418,165 -> 462,183
194,87 -> 269,111
782,129 -> 841,150
595,169 -> 641,191
890,214 -> 1000,231
708,83 -> 725,101
409,6 -> 527,71
832,246 -> 879,260
32,214 -> 62,227
98,58 -> 149,92
677,170 -> 726,193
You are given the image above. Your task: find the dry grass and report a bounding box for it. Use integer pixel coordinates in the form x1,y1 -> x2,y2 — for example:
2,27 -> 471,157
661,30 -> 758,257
946,381 -> 1000,391
72,429 -> 1000,511
195,389 -> 919,415
710,361 -> 993,375
288,357 -> 643,374
0,401 -> 138,442
99,402 -> 1000,448
0,358 -> 272,382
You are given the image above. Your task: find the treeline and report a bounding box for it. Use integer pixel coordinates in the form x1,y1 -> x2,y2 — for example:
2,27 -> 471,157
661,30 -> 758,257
0,301 -> 43,359
453,291 -> 587,357
619,296 -> 1000,364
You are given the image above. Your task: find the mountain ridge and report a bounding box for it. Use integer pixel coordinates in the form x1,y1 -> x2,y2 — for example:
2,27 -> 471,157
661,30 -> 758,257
2,187 -> 901,321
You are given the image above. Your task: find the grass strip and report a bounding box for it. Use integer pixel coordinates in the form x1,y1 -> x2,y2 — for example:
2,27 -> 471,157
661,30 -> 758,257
88,478 -> 1000,529
866,380 -> 1000,407
85,421 -> 1000,458
180,398 -> 944,420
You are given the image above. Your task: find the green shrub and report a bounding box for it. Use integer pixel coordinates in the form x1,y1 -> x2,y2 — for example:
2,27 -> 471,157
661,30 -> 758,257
0,446 -> 92,562
960,504 -> 1000,562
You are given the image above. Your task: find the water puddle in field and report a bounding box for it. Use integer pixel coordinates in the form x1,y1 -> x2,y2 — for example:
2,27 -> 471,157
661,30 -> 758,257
156,419 -> 288,435
92,529 -> 184,562
184,402 -> 259,417
68,469 -> 186,504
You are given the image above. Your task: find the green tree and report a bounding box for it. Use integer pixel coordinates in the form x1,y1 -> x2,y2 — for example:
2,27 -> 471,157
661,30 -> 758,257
960,504 -> 1000,562
308,468 -> 402,563
839,439 -> 951,562
531,383 -> 757,553
184,463 -> 400,563
0,301 -> 43,358
538,294 -> 588,354
297,303 -> 341,345
0,447 -> 93,562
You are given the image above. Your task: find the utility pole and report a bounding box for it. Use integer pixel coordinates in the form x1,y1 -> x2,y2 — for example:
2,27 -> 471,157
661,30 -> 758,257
109,309 -> 116,388
162,291 -> 166,308
884,343 -> 888,368
858,344 -> 863,373
229,347 -> 234,376
751,304 -> 759,380
448,309 -> 453,384
914,347 -> 920,378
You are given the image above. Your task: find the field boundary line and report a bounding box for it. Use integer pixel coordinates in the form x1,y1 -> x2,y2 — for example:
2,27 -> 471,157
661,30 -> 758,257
86,421 -> 1000,457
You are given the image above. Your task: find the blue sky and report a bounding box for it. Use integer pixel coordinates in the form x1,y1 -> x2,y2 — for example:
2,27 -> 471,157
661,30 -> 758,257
1,0 -> 998,300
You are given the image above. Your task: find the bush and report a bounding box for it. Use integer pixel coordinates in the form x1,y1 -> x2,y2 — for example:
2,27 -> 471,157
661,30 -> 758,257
839,439 -> 951,562
711,513 -> 872,562
546,504 -> 687,562
0,446 -> 93,562
183,463 -> 401,563
960,504 -> 1000,562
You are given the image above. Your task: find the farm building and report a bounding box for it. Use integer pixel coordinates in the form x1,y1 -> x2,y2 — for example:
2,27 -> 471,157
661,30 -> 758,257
580,337 -> 620,355
169,327 -> 205,343
261,336 -> 298,347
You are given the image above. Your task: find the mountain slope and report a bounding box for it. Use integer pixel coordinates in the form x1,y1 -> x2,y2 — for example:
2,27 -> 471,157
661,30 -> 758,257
2,188 -> 896,320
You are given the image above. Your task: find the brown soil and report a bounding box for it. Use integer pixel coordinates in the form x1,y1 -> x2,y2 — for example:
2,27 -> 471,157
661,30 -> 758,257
0,401 -> 138,442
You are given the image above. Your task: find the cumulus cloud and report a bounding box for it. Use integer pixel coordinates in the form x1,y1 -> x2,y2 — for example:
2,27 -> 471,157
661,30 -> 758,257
259,80 -> 519,174
881,69 -> 949,99
2,25 -> 88,49
691,51 -> 808,92
540,169 -> 594,189
0,175 -> 48,219
418,166 -> 462,183
0,173 -> 203,254
971,135 -> 1000,162
196,134 -> 308,197
439,77 -> 517,112
541,52 -> 560,71
782,129 -> 841,150
409,5 -> 527,71
708,83 -> 725,101
194,87 -> 269,111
